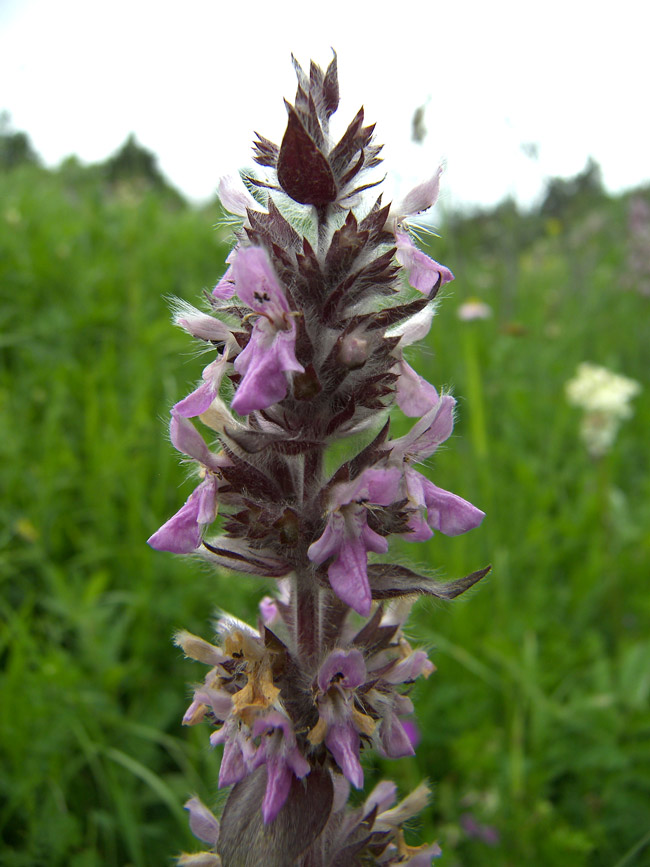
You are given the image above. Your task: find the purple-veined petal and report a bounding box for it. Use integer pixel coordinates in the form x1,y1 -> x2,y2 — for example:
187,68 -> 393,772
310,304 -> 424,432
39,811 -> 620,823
401,467 -> 432,542
307,511 -> 344,565
325,723 -> 363,788
195,476 -> 217,525
382,650 -> 434,684
395,232 -> 454,295
360,521 -> 389,555
232,246 -> 290,318
212,264 -> 236,300
390,394 -> 456,462
213,733 -> 249,788
381,711 -> 415,758
347,466 -> 402,507
286,745 -> 310,779
231,321 -> 304,416
170,414 -> 222,472
147,486 -> 205,553
252,710 -> 293,742
251,712 -> 309,779
261,757 -> 293,823
212,248 -> 238,300
364,780 -> 398,816
327,530 -> 373,616
193,687 -> 233,720
174,380 -> 218,418
318,648 -> 366,693
396,361 -> 439,417
420,476 -> 485,536
174,357 -> 229,419
404,508 -> 434,542
184,797 -> 220,846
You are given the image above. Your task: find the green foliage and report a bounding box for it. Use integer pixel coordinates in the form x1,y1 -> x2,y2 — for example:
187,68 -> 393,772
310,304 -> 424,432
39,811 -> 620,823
1,157 -> 649,866
0,114 -> 41,171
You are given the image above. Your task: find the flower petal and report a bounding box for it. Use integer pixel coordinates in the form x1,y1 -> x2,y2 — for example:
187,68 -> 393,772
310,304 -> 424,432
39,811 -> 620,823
232,246 -> 290,317
396,361 -> 439,417
184,797 -> 220,846
318,648 -> 366,693
307,511 -> 344,565
147,487 -> 204,553
261,758 -> 293,823
391,394 -> 456,462
231,322 -> 303,416
421,477 -> 485,536
174,380 -> 218,418
218,175 -> 263,217
396,167 -> 442,219
395,232 -> 454,295
325,724 -> 363,788
381,711 -> 415,758
327,532 -> 372,616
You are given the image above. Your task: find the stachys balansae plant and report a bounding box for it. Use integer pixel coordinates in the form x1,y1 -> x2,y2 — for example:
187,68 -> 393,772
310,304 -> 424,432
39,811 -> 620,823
148,52 -> 488,867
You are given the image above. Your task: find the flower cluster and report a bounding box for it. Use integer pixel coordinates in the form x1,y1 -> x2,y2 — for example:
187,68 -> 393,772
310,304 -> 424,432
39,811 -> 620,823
565,362 -> 641,458
149,53 -> 487,866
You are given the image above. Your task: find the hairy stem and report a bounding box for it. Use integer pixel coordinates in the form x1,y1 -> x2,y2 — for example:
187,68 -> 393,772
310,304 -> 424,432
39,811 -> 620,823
294,568 -> 321,666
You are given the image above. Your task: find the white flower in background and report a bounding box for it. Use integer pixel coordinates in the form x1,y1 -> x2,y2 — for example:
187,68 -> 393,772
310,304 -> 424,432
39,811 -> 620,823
565,362 -> 641,457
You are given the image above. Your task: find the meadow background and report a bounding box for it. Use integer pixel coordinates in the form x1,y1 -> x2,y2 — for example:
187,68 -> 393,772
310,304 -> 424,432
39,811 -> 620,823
1,128 -> 649,866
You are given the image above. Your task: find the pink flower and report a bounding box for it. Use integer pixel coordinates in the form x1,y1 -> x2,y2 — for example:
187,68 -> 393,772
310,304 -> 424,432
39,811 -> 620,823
229,247 -> 304,415
147,414 -> 223,553
389,167 -> 442,225
218,174 -> 264,218
395,231 -> 454,295
395,360 -> 439,417
389,396 -> 485,540
308,468 -> 402,615
184,797 -> 220,846
457,299 -> 492,321
212,248 -> 238,300
316,649 -> 368,788
250,712 -> 310,823
173,356 -> 229,418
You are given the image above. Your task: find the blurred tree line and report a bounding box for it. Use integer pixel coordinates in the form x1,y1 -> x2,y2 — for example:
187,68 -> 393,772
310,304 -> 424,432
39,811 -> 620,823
0,113 -> 184,206
0,113 -> 612,220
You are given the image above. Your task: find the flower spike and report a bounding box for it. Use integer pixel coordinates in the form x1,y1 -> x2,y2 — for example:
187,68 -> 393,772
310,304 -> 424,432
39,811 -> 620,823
149,53 -> 488,865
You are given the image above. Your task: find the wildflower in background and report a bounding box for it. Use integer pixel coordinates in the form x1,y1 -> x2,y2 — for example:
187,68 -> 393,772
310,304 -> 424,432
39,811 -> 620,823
623,195 -> 650,296
457,298 -> 492,321
565,362 -> 641,458
149,52 -> 488,866
460,812 -> 500,846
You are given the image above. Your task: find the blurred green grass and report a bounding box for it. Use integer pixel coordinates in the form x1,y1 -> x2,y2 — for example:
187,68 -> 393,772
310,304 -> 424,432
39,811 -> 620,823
1,160 -> 649,866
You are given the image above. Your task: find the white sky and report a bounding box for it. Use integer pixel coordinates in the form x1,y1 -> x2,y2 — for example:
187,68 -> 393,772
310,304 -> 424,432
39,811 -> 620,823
1,0 -> 648,210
